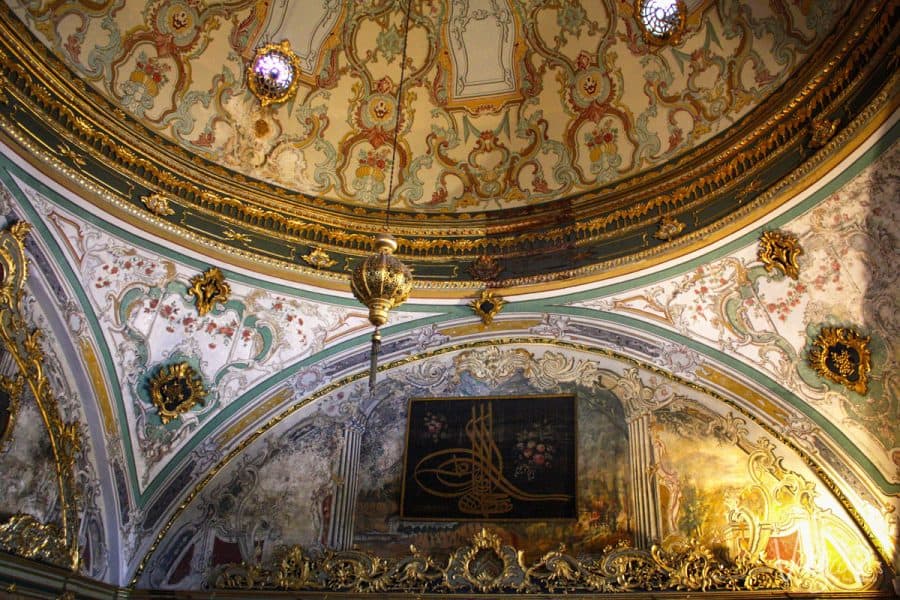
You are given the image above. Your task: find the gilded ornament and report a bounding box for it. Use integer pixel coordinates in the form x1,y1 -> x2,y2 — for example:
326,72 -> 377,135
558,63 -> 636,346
0,224 -> 81,569
188,267 -> 230,316
0,514 -> 70,567
140,192 -> 175,216
213,526 -> 788,593
808,327 -> 871,394
758,230 -> 803,280
247,41 -> 302,107
302,247 -> 337,269
469,255 -> 502,281
809,117 -> 840,149
653,215 -> 685,240
148,362 -> 207,425
470,290 -> 505,325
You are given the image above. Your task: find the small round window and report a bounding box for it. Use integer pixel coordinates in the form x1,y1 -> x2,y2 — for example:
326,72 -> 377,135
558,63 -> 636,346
638,0 -> 686,43
247,41 -> 301,106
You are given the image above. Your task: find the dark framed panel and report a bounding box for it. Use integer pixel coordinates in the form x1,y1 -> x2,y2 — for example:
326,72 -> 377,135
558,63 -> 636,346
401,394 -> 577,520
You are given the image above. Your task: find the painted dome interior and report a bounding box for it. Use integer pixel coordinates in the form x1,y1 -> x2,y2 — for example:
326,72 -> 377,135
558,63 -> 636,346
0,0 -> 896,597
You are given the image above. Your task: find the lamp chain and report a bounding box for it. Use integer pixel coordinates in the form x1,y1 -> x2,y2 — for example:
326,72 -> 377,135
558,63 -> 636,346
384,0 -> 413,228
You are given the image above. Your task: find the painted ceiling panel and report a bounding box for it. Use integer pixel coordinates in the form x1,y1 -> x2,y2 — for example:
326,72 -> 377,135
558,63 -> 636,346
7,0 -> 846,211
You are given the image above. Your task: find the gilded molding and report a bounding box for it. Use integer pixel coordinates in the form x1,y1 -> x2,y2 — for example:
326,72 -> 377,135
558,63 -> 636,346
148,362 -> 207,425
809,117 -> 840,149
188,267 -> 230,317
758,229 -> 803,280
0,223 -> 81,570
213,526 -> 788,593
809,327 -> 871,395
470,289 -> 505,325
653,215 -> 685,241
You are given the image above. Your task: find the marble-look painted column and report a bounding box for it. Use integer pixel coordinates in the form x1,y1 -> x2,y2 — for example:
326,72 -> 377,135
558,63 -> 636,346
628,413 -> 662,549
325,416 -> 365,550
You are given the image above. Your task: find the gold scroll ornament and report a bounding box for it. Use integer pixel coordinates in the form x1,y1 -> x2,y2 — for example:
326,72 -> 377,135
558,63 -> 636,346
0,223 -> 82,570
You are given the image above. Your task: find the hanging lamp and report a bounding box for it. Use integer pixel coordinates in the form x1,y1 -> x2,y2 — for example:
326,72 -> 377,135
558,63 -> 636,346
349,0 -> 414,391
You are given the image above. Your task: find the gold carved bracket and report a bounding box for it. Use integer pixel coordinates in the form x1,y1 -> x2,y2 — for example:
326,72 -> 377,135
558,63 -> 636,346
470,290 -> 505,325
0,223 -> 81,570
758,230 -> 803,280
188,267 -> 230,317
809,326 -> 871,394
148,362 -> 207,425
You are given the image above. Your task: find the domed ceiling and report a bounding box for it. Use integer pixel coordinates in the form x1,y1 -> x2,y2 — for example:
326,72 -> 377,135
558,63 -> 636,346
3,0 -> 892,287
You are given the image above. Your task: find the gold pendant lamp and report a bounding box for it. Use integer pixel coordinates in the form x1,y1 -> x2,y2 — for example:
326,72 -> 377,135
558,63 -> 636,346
349,0 -> 414,391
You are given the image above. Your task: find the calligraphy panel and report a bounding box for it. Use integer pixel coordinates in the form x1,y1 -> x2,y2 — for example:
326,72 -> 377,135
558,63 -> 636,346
401,395 -> 576,520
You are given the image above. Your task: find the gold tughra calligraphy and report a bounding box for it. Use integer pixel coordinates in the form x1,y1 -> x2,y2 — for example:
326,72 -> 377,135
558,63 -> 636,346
413,403 -> 570,517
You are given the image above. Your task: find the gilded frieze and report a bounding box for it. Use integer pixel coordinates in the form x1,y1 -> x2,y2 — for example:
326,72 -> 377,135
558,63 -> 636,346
213,526 -> 788,593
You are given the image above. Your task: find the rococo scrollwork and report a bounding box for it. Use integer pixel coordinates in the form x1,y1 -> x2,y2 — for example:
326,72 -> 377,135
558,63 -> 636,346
188,267 -> 230,317
808,326 -> 871,394
757,229 -> 804,280
148,362 -> 207,425
213,527 -> 788,594
0,223 -> 82,569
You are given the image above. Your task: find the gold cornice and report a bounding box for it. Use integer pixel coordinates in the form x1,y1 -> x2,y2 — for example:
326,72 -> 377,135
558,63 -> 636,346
129,337 -> 894,586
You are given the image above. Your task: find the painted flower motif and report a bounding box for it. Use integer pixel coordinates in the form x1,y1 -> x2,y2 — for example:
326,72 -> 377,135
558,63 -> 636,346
514,420 -> 556,481
423,411 -> 447,443
376,24 -> 403,62
353,148 -> 392,202
761,281 -> 807,322
364,94 -> 396,128
355,149 -> 389,181
585,122 -> 618,161
121,52 -> 171,116
557,3 -> 587,33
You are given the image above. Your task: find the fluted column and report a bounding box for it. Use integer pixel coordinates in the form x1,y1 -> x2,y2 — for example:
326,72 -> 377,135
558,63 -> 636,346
628,413 -> 662,549
325,416 -> 365,550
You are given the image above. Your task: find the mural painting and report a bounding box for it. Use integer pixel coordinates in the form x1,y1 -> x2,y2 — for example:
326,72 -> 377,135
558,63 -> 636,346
0,395 -> 59,524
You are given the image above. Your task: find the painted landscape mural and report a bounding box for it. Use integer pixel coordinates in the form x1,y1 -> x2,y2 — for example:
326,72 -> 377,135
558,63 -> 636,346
129,344 -> 882,592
